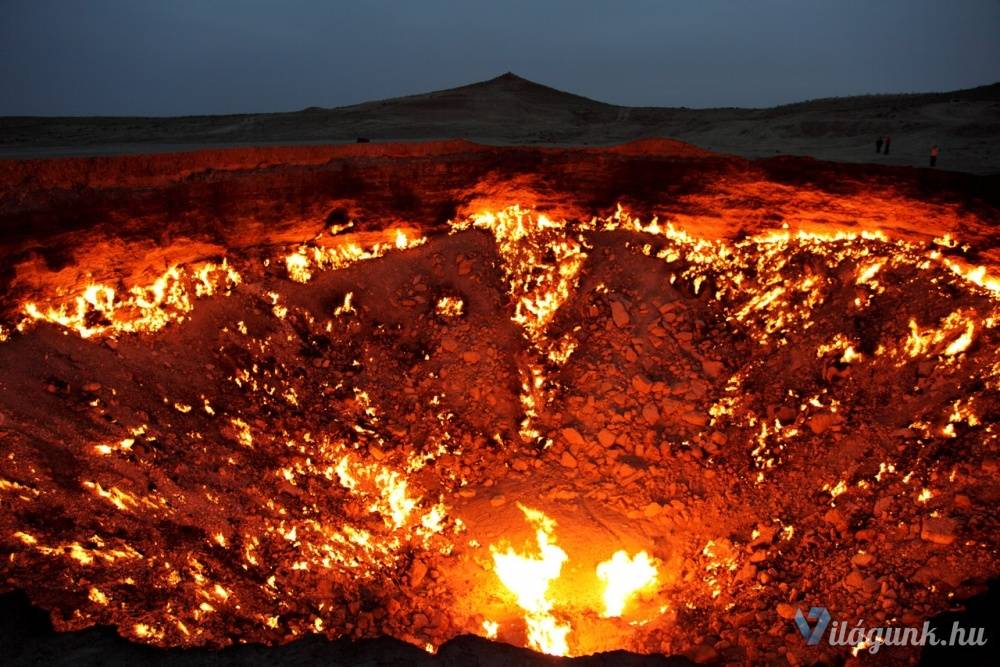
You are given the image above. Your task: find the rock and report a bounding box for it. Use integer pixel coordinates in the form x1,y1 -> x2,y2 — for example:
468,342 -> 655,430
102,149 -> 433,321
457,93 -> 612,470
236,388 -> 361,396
851,552 -> 875,567
560,451 -> 578,468
462,351 -> 481,363
921,516 -> 957,545
749,549 -> 768,563
631,374 -> 652,394
561,428 -> 585,447
808,413 -> 835,434
441,337 -> 458,352
844,570 -> 865,589
682,411 -> 707,426
823,508 -> 848,533
643,502 -> 661,517
409,559 -> 428,588
751,524 -> 778,547
776,405 -> 797,423
489,495 -> 506,507
776,602 -> 797,620
642,402 -> 660,424
701,360 -> 724,378
912,566 -> 936,586
597,429 -> 616,447
687,644 -> 719,665
610,301 -> 630,328
710,431 -> 728,445
688,643 -> 718,664
82,382 -> 101,393
873,496 -> 893,515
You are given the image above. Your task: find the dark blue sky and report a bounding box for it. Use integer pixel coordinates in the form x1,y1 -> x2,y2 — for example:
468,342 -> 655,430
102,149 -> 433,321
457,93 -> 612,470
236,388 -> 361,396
2,0 -> 998,116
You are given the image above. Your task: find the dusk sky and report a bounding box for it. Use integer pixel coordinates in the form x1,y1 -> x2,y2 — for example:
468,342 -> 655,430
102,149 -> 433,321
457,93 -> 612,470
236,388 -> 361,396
2,0 -> 998,116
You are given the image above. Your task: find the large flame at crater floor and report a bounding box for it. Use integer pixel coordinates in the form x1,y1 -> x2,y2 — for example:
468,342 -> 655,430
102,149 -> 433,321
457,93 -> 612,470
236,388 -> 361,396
487,505 -> 661,656
596,550 -> 658,618
490,504 -> 570,655
1,201 -> 999,663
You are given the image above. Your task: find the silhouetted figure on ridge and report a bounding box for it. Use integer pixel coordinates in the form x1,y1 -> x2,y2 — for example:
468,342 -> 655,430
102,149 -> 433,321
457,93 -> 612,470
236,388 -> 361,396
930,145 -> 939,167
876,136 -> 884,153
883,135 -> 891,155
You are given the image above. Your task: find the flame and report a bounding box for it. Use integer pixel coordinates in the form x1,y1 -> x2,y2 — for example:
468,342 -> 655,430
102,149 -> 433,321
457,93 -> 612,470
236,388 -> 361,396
333,292 -> 355,316
481,619 -> 499,639
435,296 -> 464,318
490,504 -> 571,656
451,206 -> 589,441
19,260 -> 240,339
454,206 -> 586,347
3,200 -> 998,656
595,550 -> 658,617
285,228 -> 426,284
904,311 -> 977,359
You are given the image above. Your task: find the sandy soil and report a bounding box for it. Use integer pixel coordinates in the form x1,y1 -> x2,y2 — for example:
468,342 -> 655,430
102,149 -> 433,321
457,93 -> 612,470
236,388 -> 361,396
2,73 -> 998,173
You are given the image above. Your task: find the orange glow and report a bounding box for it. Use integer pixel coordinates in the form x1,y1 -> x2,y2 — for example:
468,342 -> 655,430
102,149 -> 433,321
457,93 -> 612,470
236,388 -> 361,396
285,228 -> 426,284
19,260 -> 240,339
595,550 -> 658,617
1,185 -> 997,664
490,504 -> 571,656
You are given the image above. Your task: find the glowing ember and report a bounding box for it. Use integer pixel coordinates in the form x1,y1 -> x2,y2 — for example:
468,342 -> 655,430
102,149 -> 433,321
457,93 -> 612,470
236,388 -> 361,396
481,619 -> 499,639
435,296 -> 464,318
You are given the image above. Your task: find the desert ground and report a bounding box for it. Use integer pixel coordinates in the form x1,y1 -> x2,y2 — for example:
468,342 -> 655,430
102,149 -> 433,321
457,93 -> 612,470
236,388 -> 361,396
1,73 -> 998,174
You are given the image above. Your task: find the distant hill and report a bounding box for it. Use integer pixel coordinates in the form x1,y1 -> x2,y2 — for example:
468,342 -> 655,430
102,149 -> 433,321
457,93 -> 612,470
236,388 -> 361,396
2,72 -> 998,173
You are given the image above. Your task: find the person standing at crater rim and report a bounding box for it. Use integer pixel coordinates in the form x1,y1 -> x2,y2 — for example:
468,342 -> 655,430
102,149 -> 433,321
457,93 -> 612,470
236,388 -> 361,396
883,135 -> 892,155
876,136 -> 884,153
930,144 -> 939,167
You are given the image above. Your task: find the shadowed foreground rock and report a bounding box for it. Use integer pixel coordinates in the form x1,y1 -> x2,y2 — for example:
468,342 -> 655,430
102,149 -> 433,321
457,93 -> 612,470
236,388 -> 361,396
3,588 -> 997,666
0,591 -> 695,667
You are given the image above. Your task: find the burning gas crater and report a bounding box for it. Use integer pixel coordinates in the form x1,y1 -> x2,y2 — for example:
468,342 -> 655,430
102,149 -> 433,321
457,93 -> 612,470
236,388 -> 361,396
1,204 -> 998,662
